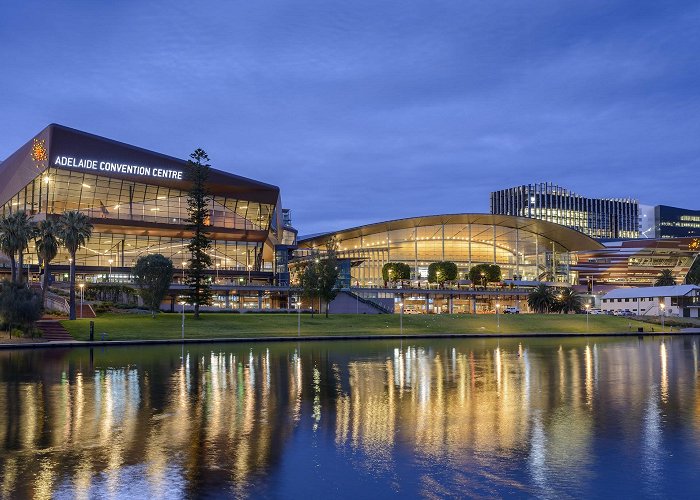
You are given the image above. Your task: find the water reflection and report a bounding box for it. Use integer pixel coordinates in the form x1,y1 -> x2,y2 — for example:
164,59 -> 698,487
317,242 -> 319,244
1,337 -> 700,498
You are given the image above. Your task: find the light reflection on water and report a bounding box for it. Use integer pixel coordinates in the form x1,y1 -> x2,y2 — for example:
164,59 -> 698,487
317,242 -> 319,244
1,336 -> 700,498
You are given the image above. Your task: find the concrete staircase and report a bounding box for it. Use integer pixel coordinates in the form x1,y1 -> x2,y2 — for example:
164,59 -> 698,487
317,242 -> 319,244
77,304 -> 96,318
36,320 -> 74,341
332,291 -> 394,314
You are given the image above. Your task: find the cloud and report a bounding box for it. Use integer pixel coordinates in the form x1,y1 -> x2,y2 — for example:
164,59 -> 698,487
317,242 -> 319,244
1,0 -> 699,234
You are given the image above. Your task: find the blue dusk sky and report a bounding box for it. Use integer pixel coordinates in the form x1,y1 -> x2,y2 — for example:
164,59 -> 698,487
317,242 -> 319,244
1,0 -> 699,235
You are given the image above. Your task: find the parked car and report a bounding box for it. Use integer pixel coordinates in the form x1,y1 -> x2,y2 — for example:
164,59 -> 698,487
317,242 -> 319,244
503,306 -> 520,314
589,308 -> 603,315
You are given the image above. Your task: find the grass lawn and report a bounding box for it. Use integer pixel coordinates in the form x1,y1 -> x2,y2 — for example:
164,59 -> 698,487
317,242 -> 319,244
61,312 -> 663,341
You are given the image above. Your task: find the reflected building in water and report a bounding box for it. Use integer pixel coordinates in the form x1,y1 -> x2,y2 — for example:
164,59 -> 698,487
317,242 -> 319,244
1,338 -> 699,497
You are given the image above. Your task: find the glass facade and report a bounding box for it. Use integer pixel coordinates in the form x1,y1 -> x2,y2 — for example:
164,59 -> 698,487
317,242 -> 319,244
654,205 -> 700,239
0,167 -> 273,274
298,216 -> 600,287
0,119 -> 299,290
490,183 -> 639,239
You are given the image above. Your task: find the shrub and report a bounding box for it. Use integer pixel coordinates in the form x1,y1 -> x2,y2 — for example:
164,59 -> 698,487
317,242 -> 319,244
0,282 -> 44,336
381,262 -> 411,282
428,262 -> 458,284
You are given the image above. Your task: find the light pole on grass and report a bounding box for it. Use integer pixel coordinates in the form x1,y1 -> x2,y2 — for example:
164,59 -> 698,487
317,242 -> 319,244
297,295 -> 301,337
79,283 -> 84,319
181,301 -> 185,339
660,302 -> 665,332
496,303 -> 500,329
108,259 -> 113,282
247,264 -> 252,285
585,303 -> 590,331
399,302 -> 404,335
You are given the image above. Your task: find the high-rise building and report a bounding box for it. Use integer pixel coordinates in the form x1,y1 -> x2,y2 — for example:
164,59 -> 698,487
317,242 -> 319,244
654,205 -> 700,239
490,183 -> 639,239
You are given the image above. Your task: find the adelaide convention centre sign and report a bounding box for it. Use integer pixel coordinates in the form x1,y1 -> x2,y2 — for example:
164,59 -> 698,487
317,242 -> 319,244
53,155 -> 183,180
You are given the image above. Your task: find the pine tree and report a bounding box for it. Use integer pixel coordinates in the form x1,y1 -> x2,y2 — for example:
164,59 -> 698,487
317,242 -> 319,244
185,148 -> 213,319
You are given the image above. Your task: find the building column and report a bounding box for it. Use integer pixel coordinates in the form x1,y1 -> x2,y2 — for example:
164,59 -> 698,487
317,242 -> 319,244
225,290 -> 230,309
414,227 -> 419,281
493,225 -> 497,264
448,295 -> 453,314
515,227 -> 520,279
258,290 -> 263,310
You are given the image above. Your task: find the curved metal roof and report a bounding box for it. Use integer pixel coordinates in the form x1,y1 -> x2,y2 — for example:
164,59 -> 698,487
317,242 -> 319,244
299,214 -> 604,252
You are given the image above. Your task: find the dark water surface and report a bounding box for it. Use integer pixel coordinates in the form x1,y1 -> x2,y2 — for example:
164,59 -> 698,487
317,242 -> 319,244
1,336 -> 700,499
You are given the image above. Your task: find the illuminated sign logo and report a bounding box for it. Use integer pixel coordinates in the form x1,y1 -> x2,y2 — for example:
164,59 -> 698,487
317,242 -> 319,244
31,139 -> 48,167
53,156 -> 183,180
690,238 -> 700,252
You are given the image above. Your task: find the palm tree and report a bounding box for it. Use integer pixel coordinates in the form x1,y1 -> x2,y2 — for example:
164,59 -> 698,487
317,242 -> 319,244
57,211 -> 93,320
10,211 -> 36,284
556,288 -> 582,314
655,269 -> 675,287
528,284 -> 555,313
35,219 -> 59,306
0,215 -> 18,283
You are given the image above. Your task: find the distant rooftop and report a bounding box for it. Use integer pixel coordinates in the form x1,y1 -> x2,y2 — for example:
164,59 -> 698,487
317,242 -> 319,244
603,285 -> 700,299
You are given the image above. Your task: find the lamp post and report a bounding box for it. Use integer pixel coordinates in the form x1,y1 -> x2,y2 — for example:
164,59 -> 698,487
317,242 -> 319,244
181,301 -> 186,338
216,262 -> 220,282
247,264 -> 252,285
399,302 -> 404,335
585,303 -> 590,331
108,259 -> 113,282
660,302 -> 665,332
297,295 -> 301,337
79,283 -> 84,319
481,272 -> 486,288
496,303 -> 500,329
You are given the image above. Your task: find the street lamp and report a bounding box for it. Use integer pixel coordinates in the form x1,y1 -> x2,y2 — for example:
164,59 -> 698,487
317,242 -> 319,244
181,301 -> 186,339
496,303 -> 500,329
108,259 -> 113,282
399,302 -> 404,335
79,283 -> 85,319
481,272 -> 486,288
585,303 -> 590,331
216,262 -> 220,282
660,302 -> 665,332
297,294 -> 301,337
247,264 -> 252,285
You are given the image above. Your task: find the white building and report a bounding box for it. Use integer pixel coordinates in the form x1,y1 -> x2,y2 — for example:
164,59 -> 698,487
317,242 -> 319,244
601,285 -> 700,318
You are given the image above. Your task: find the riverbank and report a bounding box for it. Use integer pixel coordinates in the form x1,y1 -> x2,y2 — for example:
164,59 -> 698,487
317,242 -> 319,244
57,312 -> 665,341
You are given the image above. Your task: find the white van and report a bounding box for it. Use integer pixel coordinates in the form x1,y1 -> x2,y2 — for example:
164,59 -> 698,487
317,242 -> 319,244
503,306 -> 520,314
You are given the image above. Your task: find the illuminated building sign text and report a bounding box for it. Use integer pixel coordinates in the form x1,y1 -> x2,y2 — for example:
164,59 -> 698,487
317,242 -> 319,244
54,156 -> 183,180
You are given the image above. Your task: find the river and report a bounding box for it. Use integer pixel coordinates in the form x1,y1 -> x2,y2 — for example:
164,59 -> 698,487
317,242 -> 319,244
1,336 -> 699,498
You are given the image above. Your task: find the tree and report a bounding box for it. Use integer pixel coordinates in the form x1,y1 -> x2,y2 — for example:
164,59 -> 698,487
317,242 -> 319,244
468,264 -> 502,286
10,211 -> 36,284
299,256 -> 320,318
134,254 -> 174,318
0,211 -> 37,284
35,219 -> 59,306
57,211 -> 93,320
655,269 -> 675,287
382,262 -> 411,284
317,243 -> 340,318
528,284 -> 555,313
428,261 -> 458,285
185,148 -> 213,319
0,282 -> 43,337
553,288 -> 582,314
687,257 -> 700,285
0,215 -> 18,283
